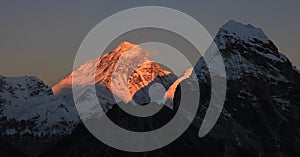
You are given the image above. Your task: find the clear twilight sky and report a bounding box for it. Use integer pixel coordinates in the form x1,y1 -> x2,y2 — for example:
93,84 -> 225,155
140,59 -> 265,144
0,0 -> 299,86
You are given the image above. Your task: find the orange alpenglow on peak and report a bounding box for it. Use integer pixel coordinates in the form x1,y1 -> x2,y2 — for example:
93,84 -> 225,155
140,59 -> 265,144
120,41 -> 136,47
114,41 -> 137,52
52,41 -> 175,104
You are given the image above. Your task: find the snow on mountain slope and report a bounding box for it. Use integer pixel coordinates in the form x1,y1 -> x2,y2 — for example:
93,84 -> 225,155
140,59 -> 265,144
53,42 -> 178,119
196,20 -> 290,82
217,20 -> 269,45
0,75 -> 78,137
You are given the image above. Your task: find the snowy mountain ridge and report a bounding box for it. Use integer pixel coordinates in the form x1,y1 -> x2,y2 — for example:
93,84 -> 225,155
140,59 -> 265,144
218,20 -> 269,44
0,75 -> 78,137
196,20 -> 293,82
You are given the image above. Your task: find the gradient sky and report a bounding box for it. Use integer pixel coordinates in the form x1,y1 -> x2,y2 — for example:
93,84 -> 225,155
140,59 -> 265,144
0,0 -> 299,86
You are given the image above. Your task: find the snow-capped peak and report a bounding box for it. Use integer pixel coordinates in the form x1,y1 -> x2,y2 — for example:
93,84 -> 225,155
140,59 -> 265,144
219,20 -> 270,43
196,20 -> 291,82
53,41 -> 179,119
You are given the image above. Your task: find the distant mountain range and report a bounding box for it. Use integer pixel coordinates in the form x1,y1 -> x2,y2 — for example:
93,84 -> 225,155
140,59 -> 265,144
1,20 -> 300,157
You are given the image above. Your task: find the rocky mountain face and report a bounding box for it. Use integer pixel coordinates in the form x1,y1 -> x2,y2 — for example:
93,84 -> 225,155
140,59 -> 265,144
196,20 -> 300,156
1,20 -> 300,157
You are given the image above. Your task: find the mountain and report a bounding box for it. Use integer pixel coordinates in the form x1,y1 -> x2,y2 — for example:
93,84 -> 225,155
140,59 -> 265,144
52,41 -> 178,119
195,20 -> 300,156
196,20 -> 294,81
0,75 -> 78,137
2,20 -> 300,157
42,20 -> 300,157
